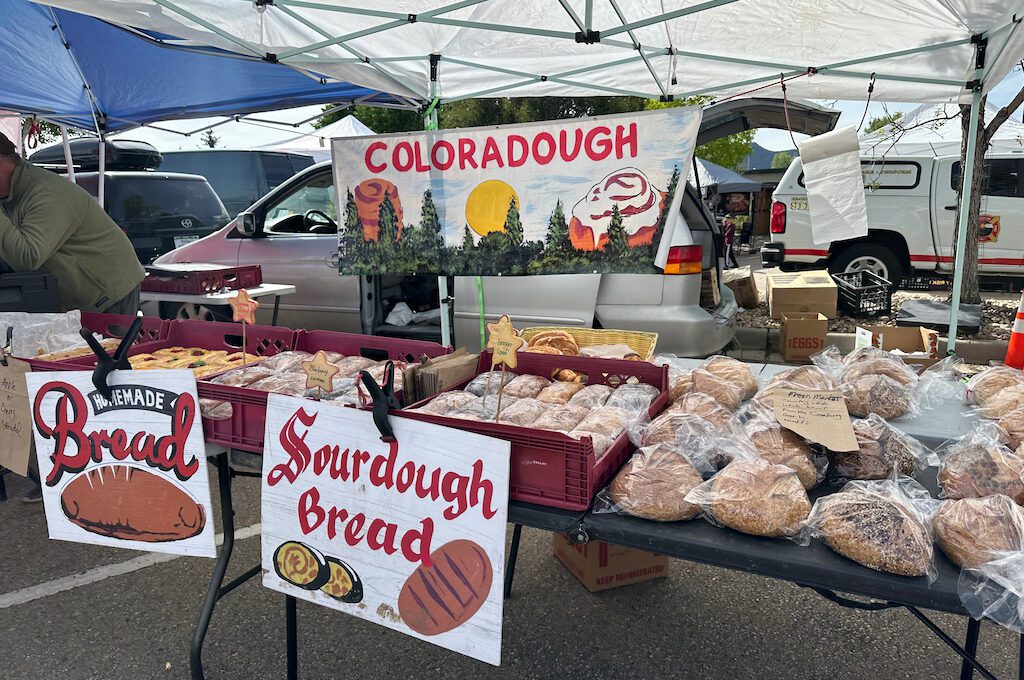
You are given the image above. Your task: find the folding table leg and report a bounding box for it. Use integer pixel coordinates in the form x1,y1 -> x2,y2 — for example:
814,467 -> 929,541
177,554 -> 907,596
0,467 -> 7,502
1018,632 -> 1023,680
286,595 -> 298,680
960,618 -> 981,680
190,454 -> 234,680
272,296 -> 282,326
503,524 -> 523,599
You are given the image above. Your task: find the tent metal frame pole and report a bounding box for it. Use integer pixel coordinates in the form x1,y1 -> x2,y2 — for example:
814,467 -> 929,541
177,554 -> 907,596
599,0 -> 740,38
49,8 -> 104,136
947,84 -> 985,353
425,62 -> 453,349
152,0 -> 265,57
97,135 -> 106,208
607,0 -> 668,96
59,125 -> 76,184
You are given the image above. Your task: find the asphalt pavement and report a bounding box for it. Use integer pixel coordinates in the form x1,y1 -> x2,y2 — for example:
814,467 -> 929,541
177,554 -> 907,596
2,468 -> 1021,680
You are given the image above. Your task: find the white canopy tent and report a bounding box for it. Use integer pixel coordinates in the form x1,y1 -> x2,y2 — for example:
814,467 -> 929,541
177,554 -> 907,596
861,102 -> 1024,156
254,114 -> 375,162
38,0 -> 1024,349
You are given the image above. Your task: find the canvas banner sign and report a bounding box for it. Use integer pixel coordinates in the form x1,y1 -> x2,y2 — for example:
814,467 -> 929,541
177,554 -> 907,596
332,108 -> 702,276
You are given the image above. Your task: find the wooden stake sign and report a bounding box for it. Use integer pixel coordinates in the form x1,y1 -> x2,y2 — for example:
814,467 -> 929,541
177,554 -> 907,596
228,289 -> 259,369
301,351 -> 339,401
484,315 -> 524,420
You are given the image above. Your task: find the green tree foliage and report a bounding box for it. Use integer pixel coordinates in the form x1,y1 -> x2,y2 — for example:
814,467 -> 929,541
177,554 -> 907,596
316,106 -> 423,133
770,151 -> 794,169
863,111 -> 903,134
200,129 -> 220,148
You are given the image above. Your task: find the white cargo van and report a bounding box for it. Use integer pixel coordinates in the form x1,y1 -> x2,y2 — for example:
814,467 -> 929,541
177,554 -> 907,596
762,153 -> 1024,283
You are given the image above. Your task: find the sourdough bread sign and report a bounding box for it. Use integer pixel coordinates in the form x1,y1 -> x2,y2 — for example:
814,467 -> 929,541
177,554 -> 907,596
332,107 -> 702,276
261,395 -> 510,665
26,370 -> 216,557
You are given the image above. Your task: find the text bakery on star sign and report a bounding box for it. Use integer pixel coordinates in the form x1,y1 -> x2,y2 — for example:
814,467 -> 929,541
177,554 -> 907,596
333,107 -> 702,277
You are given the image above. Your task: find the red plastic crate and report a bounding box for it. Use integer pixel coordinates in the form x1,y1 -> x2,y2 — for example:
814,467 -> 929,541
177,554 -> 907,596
199,329 -> 449,453
400,351 -> 669,511
141,264 -> 263,295
24,313 -> 170,372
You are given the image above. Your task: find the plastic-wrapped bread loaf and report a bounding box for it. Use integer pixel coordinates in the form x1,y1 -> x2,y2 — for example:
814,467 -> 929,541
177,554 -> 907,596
496,397 -> 550,427
247,372 -> 309,396
934,496 -> 1024,568
841,374 -> 912,420
980,383 -> 1024,420
764,365 -> 837,392
332,356 -> 378,378
968,366 -> 1024,406
573,406 -> 630,438
744,419 -> 820,490
536,380 -> 586,405
666,392 -> 735,430
500,374 -> 552,399
259,351 -> 313,373
465,370 -> 517,397
532,405 -> 590,432
606,383 -> 660,413
415,391 -> 477,416
830,414 -> 925,482
839,348 -> 918,388
692,355 -> 758,410
937,432 -> 1024,504
567,384 -> 614,409
607,444 -> 704,522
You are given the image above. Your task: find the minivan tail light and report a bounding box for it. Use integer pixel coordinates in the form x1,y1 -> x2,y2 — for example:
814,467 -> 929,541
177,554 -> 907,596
664,245 -> 703,275
770,201 -> 786,233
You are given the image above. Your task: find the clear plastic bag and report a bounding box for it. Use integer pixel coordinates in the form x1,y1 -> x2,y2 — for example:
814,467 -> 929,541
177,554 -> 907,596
333,356 -> 378,378
578,343 -> 642,360
465,370 -> 518,397
532,405 -> 589,432
259,351 -> 313,373
996,406 -> 1024,449
959,550 -> 1024,634
303,377 -> 358,401
573,406 -> 631,439
500,374 -> 552,399
761,365 -> 837,392
536,380 -> 586,405
606,383 -> 660,414
595,443 -> 704,521
414,390 -> 478,415
665,392 -> 736,430
829,414 -> 928,483
841,374 -> 915,420
935,495 -> 1024,568
840,346 -> 919,387
636,411 -> 748,475
914,355 -> 964,411
684,457 -> 812,538
967,365 -> 1024,406
208,364 -> 275,387
247,372 -> 309,396
692,355 -> 758,409
810,345 -> 845,380
199,398 -> 233,420
743,413 -> 824,490
936,427 -> 1024,504
496,397 -> 550,426
567,384 -> 613,409
802,477 -> 939,580
449,394 -> 518,421
978,383 -> 1024,419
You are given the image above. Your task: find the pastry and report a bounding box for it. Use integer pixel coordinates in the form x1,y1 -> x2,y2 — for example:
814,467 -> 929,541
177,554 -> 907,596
693,356 -> 758,408
536,380 -> 586,405
608,444 -> 704,521
60,465 -> 205,541
567,384 -> 613,409
841,374 -> 911,419
746,421 -> 819,490
934,496 -> 1024,567
553,368 -> 585,383
416,391 -> 476,415
606,383 -> 660,413
501,374 -> 552,399
525,345 -> 562,355
692,458 -> 811,537
938,437 -> 1024,504
666,392 -> 734,429
808,481 -> 932,577
35,337 -> 120,361
527,329 -> 580,355
980,383 -> 1024,419
532,405 -> 590,431
574,406 -> 630,438
969,366 -> 1024,406
496,398 -> 550,426
830,415 -> 921,481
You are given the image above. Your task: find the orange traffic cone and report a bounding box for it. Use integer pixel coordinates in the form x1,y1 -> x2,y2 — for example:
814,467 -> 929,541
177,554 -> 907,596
1005,291 -> 1024,369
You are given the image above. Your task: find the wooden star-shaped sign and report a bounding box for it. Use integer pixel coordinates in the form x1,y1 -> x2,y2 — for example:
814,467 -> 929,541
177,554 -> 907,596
486,314 -> 524,370
301,350 -> 340,393
229,289 -> 259,325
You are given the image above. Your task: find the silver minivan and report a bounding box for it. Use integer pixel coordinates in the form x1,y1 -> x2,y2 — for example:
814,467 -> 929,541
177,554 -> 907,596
153,99 -> 837,355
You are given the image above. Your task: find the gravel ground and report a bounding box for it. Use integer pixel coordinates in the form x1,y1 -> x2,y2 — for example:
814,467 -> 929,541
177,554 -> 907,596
737,265 -> 1019,341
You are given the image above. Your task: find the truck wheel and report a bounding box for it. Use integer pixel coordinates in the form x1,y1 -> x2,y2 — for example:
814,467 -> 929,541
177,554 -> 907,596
163,302 -> 231,322
830,244 -> 904,284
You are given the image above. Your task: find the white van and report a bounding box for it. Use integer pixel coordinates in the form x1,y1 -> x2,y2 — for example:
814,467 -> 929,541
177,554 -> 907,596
762,153 -> 1024,282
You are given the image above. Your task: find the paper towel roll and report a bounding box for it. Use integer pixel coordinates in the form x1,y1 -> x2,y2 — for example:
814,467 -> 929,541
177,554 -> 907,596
798,126 -> 870,247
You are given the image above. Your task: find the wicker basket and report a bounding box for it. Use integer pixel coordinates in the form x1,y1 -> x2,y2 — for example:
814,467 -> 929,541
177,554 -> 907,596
519,326 -> 658,361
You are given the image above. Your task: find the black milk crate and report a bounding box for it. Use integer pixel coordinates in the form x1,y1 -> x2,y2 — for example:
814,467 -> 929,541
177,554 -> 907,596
0,272 -> 60,312
900,275 -> 950,291
832,270 -> 893,317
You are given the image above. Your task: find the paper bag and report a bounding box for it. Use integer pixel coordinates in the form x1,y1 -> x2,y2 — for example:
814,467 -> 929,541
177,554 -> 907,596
0,358 -> 33,476
797,126 -> 869,246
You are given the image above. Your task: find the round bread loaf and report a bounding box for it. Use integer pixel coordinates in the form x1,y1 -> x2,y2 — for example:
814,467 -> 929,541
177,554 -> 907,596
764,366 -> 836,392
532,405 -> 590,432
938,439 -> 1024,504
934,496 -> 1024,567
638,411 -> 732,472
692,356 -> 758,409
496,397 -> 550,427
969,366 -> 1024,406
608,444 -> 704,521
841,374 -> 911,420
465,370 -> 517,397
997,407 -> 1024,449
746,423 -> 818,490
526,345 -> 562,355
567,384 -> 613,409
667,392 -> 735,429
831,416 -> 919,481
501,374 -> 552,399
669,369 -> 695,401
606,383 -> 661,413
840,349 -> 918,387
980,383 -> 1024,419
701,459 -> 811,537
527,330 -> 579,355
811,490 -> 932,576
574,406 -> 630,437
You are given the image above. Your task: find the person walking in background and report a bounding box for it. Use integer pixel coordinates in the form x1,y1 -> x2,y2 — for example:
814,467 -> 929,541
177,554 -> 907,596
722,214 -> 739,269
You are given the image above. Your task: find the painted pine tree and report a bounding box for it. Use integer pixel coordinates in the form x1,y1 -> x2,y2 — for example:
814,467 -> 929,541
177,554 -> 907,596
604,205 -> 629,261
339,188 -> 364,267
544,199 -> 571,253
503,196 -> 523,247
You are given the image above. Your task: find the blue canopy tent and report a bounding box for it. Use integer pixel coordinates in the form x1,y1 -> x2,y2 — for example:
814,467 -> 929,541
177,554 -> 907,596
0,0 -> 415,133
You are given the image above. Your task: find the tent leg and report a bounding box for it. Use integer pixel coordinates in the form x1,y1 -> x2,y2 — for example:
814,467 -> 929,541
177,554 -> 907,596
96,135 -> 106,208
438,276 -> 452,348
947,86 -> 984,353
59,125 -> 75,184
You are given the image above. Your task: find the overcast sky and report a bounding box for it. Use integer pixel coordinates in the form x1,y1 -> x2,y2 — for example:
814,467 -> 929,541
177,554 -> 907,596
113,69 -> 1024,155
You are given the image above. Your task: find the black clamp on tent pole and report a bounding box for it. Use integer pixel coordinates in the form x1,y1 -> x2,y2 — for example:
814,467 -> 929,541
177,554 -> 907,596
84,315 -> 143,400
358,361 -> 400,442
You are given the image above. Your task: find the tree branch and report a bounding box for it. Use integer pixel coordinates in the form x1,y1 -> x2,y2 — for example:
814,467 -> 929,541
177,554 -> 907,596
984,84 -> 1024,145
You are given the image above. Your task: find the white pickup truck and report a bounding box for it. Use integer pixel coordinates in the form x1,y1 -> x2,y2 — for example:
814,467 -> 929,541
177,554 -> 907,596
762,153 -> 1024,283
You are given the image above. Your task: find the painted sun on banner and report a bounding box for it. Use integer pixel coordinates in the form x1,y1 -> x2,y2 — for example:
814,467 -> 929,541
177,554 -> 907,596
332,108 -> 702,276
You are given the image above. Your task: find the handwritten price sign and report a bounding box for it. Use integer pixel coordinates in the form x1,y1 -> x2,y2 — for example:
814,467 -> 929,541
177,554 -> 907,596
261,396 -> 511,665
773,388 -> 857,452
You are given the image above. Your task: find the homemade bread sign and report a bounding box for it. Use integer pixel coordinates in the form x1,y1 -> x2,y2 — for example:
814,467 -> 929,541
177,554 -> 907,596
260,395 -> 511,665
332,107 -> 702,276
25,370 -> 216,557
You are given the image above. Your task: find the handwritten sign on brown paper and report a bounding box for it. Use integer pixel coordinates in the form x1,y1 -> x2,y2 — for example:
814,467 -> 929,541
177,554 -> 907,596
773,388 -> 858,452
0,358 -> 32,475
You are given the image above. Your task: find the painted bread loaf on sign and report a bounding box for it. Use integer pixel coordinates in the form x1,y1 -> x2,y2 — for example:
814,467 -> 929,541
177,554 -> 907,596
398,539 -> 493,636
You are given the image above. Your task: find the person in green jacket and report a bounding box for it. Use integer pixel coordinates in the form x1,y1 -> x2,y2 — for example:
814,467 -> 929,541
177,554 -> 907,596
0,132 -> 144,314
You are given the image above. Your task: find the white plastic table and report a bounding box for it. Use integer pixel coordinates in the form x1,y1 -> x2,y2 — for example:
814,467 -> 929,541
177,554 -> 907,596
140,283 -> 296,325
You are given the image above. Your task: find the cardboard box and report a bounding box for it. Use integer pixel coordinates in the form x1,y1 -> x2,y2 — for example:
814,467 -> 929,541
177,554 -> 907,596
552,533 -> 668,593
780,313 -> 828,362
722,265 -> 759,309
766,269 -> 838,320
854,325 -> 940,369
